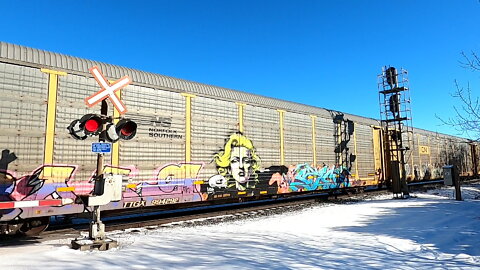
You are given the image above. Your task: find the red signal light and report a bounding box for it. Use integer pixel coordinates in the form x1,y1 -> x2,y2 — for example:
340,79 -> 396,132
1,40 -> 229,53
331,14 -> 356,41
105,119 -> 137,142
85,119 -> 100,133
68,114 -> 104,140
117,120 -> 137,140
79,114 -> 103,136
68,114 -> 136,142
119,121 -> 136,137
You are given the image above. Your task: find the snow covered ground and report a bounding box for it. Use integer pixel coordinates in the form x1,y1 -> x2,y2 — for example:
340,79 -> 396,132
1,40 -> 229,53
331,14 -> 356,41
1,185 -> 479,270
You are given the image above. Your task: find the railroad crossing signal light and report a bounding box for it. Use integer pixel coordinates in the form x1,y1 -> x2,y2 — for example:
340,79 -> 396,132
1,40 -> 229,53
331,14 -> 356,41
389,94 -> 400,114
386,67 -> 398,88
104,119 -> 137,142
81,114 -> 103,135
67,114 -> 102,140
68,114 -> 137,142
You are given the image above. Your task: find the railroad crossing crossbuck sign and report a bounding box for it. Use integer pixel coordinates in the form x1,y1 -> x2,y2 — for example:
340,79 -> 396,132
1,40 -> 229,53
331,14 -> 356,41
85,66 -> 132,114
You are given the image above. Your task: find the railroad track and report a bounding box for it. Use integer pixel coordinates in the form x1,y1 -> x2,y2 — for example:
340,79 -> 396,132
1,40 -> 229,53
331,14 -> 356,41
2,196 -> 329,246
0,180 -> 466,246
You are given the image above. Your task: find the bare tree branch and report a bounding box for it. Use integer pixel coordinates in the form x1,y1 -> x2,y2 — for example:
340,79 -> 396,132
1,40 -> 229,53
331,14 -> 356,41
437,62 -> 480,141
459,51 -> 480,72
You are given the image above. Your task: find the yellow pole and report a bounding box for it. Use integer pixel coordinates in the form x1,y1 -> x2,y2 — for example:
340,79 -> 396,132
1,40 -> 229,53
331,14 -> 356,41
418,136 -> 421,165
112,89 -> 121,170
277,110 -> 285,165
236,103 -> 246,133
182,93 -> 196,162
310,115 -> 317,166
428,136 -> 432,164
411,132 -> 414,179
353,122 -> 359,179
41,68 -> 67,177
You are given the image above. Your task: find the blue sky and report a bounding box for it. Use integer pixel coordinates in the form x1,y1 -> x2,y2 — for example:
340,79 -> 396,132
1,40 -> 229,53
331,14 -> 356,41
1,0 -> 479,137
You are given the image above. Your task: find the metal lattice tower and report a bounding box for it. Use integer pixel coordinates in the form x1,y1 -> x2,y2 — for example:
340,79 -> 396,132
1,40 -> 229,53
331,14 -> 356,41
378,66 -> 413,197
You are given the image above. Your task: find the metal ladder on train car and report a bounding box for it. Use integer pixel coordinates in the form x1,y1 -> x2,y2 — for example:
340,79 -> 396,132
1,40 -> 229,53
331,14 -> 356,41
330,112 -> 356,175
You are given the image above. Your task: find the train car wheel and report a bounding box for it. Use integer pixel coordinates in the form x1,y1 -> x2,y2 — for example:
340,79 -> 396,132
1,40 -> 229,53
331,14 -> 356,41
18,217 -> 50,236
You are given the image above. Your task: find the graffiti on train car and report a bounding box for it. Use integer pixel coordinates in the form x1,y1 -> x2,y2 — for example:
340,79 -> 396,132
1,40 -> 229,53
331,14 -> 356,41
0,161 -> 208,219
405,162 -> 470,181
268,163 -> 352,193
9,165 -> 77,201
206,132 -> 261,193
0,171 -> 17,219
0,164 -> 78,220
0,149 -> 17,172
0,149 -> 18,218
406,163 -> 444,180
127,163 -> 203,200
202,132 -> 355,196
1,131 -> 361,221
400,140 -> 473,181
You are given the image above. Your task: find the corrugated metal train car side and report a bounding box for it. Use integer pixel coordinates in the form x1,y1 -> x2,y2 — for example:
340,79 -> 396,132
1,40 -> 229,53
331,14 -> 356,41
0,42 -> 477,235
0,46 -> 381,227
406,129 -> 477,181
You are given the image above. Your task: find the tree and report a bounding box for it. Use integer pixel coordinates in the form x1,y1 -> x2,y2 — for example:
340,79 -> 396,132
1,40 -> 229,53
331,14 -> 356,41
439,51 -> 480,141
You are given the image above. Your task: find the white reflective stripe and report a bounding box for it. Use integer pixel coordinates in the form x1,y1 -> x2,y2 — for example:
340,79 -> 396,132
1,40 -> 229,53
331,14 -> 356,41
13,201 -> 39,208
0,199 -> 75,209
106,77 -> 130,112
92,67 -> 110,89
110,77 -> 130,91
87,88 -> 110,104
86,66 -> 131,113
62,198 -> 74,205
109,93 -> 125,112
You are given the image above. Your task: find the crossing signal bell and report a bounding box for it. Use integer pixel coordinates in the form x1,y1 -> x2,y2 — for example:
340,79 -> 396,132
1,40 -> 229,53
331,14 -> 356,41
68,115 -> 137,142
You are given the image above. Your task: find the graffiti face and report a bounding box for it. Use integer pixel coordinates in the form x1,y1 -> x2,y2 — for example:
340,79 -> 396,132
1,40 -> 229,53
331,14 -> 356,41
211,133 -> 261,191
229,146 -> 253,186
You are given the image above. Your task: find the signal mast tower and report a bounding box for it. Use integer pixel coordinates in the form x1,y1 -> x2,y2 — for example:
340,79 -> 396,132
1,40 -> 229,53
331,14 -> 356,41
378,67 -> 413,198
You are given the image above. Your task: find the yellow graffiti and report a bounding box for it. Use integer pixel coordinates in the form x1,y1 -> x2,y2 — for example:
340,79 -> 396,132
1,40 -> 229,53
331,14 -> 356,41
157,164 -> 202,180
40,166 -> 75,183
104,165 -> 132,176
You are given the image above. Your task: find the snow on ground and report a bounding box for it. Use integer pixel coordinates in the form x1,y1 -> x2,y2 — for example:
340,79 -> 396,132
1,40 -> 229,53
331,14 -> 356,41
1,185 -> 480,270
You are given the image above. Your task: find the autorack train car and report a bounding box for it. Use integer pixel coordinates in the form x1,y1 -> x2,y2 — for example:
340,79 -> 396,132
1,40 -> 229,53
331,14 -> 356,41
0,42 -> 477,235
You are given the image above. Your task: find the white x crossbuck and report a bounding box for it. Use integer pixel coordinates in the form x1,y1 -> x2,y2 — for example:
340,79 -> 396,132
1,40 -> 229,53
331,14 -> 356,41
84,66 -> 132,114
